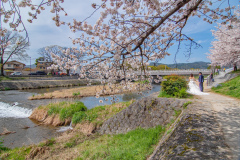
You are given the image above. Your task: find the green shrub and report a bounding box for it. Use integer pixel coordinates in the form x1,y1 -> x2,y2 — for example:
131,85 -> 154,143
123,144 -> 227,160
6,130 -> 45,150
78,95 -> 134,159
174,88 -> 188,98
158,91 -> 172,98
161,75 -> 188,98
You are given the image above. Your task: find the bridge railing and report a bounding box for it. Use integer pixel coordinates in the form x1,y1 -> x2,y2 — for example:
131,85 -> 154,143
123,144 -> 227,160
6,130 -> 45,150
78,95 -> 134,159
135,69 -> 212,75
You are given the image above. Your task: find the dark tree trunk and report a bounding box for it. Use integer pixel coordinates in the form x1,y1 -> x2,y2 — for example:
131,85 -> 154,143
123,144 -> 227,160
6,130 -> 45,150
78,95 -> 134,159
0,56 -> 4,76
234,64 -> 237,71
67,69 -> 70,76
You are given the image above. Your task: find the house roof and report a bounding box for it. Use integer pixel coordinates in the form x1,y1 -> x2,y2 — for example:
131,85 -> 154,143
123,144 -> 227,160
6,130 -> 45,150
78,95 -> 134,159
5,60 -> 25,65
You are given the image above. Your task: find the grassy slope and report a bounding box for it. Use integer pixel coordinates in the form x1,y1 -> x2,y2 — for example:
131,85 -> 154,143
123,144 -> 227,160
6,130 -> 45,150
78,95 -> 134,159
212,75 -> 240,99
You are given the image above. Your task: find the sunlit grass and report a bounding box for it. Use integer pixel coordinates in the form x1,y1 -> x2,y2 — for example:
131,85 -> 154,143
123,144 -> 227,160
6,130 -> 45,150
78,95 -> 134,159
212,75 -> 240,99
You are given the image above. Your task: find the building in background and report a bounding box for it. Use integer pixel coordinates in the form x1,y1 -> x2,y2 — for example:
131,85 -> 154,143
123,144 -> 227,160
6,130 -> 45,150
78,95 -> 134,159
4,60 -> 26,71
36,61 -> 52,71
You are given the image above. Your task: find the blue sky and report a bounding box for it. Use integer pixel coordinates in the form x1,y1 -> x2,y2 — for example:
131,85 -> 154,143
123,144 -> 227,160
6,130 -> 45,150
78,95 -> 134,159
6,0 -> 239,65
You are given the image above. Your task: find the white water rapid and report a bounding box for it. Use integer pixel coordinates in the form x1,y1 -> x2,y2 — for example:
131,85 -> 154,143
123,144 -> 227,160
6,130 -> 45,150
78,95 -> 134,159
0,102 -> 32,118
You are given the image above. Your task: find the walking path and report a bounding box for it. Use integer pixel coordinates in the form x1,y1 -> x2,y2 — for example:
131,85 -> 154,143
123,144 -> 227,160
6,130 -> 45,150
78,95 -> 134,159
199,69 -> 240,160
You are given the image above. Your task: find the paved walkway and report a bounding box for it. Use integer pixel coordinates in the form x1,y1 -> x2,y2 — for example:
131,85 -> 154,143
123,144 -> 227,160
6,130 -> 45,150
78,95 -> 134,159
199,69 -> 240,160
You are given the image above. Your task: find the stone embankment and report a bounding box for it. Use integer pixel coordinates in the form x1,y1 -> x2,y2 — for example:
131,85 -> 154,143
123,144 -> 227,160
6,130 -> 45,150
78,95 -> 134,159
99,97 -> 186,134
0,79 -> 100,90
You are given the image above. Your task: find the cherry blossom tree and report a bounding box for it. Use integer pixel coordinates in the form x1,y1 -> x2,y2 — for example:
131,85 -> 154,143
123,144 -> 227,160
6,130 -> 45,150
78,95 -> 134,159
1,0 -> 238,97
50,47 -> 84,75
208,9 -> 240,71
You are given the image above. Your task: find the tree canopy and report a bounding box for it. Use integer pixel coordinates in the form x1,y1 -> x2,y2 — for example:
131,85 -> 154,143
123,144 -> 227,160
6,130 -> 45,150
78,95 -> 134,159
0,30 -> 29,76
0,0 -> 238,95
208,9 -> 240,71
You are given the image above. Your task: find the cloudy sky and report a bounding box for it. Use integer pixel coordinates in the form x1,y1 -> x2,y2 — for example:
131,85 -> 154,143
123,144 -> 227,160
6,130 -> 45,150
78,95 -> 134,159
6,0 -> 239,65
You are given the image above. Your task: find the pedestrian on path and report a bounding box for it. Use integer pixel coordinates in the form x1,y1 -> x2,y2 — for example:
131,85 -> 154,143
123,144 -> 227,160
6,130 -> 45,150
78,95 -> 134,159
210,73 -> 214,82
198,72 -> 204,92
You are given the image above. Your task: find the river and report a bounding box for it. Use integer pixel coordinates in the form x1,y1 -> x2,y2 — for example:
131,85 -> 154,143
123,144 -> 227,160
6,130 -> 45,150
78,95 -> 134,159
0,84 -> 161,148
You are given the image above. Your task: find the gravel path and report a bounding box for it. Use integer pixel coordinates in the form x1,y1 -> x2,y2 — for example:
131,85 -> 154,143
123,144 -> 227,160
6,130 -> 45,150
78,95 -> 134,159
199,69 -> 240,160
197,92 -> 240,160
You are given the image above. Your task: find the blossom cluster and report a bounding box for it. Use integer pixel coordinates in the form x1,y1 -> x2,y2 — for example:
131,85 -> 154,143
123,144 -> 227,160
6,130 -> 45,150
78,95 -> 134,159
1,0 -> 237,99
208,9 -> 240,68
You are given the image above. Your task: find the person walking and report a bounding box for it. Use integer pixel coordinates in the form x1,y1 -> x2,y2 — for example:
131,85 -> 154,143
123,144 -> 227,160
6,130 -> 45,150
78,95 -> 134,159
210,73 -> 214,82
198,72 -> 204,92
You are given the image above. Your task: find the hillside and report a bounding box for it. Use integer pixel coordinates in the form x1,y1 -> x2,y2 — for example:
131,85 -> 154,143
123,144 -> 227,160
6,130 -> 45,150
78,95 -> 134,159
149,61 -> 210,69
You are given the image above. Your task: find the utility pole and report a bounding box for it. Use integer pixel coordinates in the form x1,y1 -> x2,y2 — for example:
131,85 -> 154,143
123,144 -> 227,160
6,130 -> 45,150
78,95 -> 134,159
30,56 -> 31,74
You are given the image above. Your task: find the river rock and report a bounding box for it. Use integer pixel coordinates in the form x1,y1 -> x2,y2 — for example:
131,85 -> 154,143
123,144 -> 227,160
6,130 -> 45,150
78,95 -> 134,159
99,97 -> 186,134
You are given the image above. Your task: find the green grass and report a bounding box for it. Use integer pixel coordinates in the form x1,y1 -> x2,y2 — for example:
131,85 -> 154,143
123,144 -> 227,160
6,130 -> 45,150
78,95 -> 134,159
38,138 -> 56,147
0,138 -> 10,154
72,101 -> 134,125
182,101 -> 192,109
76,125 -> 166,160
230,69 -> 240,74
72,92 -> 81,96
212,75 -> 240,99
0,76 -> 13,81
0,76 -> 26,81
0,146 -> 32,160
39,101 -> 87,120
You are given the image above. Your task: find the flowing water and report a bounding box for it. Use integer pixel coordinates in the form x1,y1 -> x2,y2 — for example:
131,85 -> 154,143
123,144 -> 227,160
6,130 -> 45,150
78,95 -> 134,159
0,85 -> 161,148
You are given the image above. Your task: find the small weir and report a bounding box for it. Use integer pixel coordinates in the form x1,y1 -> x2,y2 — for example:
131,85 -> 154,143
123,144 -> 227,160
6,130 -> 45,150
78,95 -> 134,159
0,102 -> 32,118
57,121 -> 73,132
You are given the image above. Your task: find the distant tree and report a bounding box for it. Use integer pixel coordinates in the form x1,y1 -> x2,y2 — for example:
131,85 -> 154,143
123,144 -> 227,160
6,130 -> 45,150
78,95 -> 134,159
207,65 -> 221,69
208,9 -> 240,71
148,65 -> 171,70
38,45 -> 85,75
37,45 -> 64,62
0,31 -> 29,76
49,47 -> 85,75
35,57 -> 44,65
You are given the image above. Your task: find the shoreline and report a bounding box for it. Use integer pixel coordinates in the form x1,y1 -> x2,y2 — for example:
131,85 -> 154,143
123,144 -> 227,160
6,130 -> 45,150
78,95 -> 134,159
28,83 -> 150,100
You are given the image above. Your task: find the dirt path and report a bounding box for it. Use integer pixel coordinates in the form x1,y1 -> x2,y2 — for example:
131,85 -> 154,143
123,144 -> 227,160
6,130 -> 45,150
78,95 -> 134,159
197,82 -> 240,159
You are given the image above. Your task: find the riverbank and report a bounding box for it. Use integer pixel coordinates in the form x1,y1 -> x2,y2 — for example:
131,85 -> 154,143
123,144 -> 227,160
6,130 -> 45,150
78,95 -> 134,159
0,84 -> 161,149
28,83 -> 149,100
1,97 -> 188,159
1,96 -> 232,159
0,79 -> 101,90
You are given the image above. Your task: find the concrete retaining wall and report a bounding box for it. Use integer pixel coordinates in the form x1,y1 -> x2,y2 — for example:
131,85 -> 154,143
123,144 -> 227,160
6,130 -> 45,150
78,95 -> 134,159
0,79 -> 101,90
